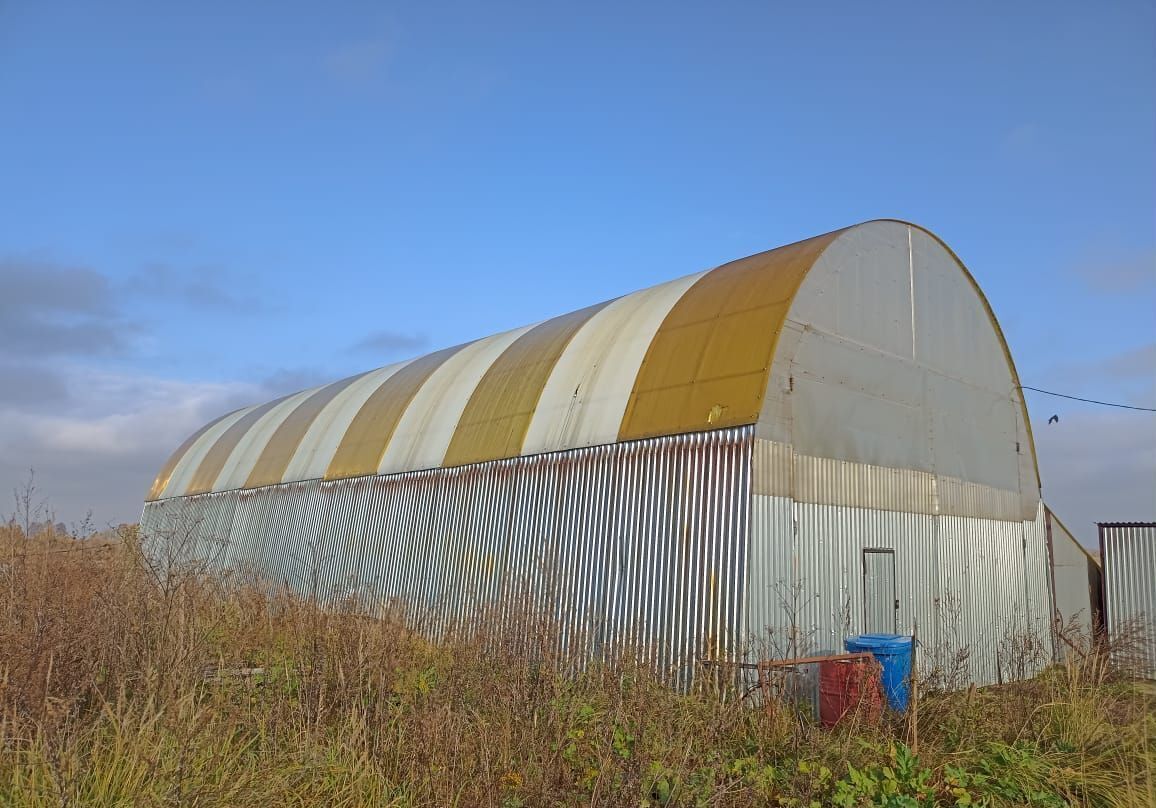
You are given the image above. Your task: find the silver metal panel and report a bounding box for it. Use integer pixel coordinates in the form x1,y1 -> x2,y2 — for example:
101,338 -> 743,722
792,504 -> 941,656
936,510 -> 1051,684
1047,511 -> 1097,642
745,498 -> 1052,687
778,223 -> 1037,520
140,490 -> 238,571
141,426 -> 755,679
139,419 -> 1060,690
1023,506 -> 1053,646
942,510 -> 1030,684
775,445 -> 1025,523
1100,523 -> 1156,678
793,452 -> 937,515
863,549 -> 897,633
936,475 -> 1024,522
746,493 -> 796,658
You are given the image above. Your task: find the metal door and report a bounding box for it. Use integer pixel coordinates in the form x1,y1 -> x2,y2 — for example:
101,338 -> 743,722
862,548 -> 897,633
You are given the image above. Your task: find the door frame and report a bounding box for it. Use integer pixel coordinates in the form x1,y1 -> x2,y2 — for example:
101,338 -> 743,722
861,547 -> 898,633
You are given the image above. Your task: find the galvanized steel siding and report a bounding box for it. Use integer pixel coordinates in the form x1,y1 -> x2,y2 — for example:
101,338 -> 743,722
143,426 -> 1055,687
938,511 -> 1051,684
1100,523 -> 1156,678
793,505 -> 941,655
141,427 -> 755,677
746,495 -> 1052,687
1046,510 -> 1101,663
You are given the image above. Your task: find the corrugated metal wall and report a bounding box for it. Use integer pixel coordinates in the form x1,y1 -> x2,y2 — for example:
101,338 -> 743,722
1100,523 -> 1156,678
142,423 -> 1057,687
141,426 -> 754,681
748,490 -> 1052,687
1046,509 -> 1100,658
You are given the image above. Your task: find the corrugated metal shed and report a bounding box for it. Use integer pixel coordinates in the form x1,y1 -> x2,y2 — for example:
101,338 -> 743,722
142,220 -> 1054,685
1099,522 -> 1156,678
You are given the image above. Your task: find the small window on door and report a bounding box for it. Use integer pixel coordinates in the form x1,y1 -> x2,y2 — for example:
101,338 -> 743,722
862,548 -> 897,634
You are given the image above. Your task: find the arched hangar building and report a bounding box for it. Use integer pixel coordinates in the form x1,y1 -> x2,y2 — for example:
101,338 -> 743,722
142,220 -> 1058,684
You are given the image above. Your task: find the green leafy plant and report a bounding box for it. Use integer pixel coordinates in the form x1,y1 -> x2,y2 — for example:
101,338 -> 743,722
831,743 -> 936,808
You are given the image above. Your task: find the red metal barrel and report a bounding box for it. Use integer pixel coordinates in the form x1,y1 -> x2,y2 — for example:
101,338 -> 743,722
819,656 -> 883,727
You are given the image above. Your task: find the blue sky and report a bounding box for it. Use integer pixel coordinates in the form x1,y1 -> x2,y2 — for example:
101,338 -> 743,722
1,1 -> 1153,542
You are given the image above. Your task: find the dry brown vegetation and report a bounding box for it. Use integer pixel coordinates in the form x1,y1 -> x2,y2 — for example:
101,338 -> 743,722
1,520 -> 1153,807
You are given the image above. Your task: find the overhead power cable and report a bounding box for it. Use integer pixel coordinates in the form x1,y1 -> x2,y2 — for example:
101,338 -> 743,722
1018,386 -> 1156,413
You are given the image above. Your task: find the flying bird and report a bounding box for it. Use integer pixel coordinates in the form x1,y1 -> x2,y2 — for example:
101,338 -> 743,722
1048,414 -> 1060,424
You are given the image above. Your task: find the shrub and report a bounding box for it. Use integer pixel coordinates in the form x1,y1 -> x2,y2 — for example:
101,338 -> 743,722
1,524 -> 1152,806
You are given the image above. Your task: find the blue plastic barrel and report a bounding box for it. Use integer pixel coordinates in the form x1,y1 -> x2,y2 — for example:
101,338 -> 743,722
844,634 -> 913,712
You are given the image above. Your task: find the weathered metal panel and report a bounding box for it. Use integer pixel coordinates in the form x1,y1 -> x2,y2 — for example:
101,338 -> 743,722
1022,505 -> 1053,646
936,476 -> 1024,523
185,395 -> 298,496
142,427 -> 754,678
140,489 -> 238,570
793,504 -> 941,656
245,374 -> 368,489
863,549 -> 897,633
944,509 -> 1044,684
937,510 -> 1051,684
744,495 -> 1052,687
444,302 -> 612,468
522,270 -> 708,456
326,351 -> 458,481
758,444 -> 1025,524
157,406 -> 252,500
793,453 -> 937,515
767,222 -> 1039,522
1044,509 -> 1091,659
378,327 -> 535,476
1100,523 -> 1156,678
618,232 -> 841,442
746,493 -> 795,658
213,389 -> 317,493
148,409 -> 239,501
284,364 -> 409,483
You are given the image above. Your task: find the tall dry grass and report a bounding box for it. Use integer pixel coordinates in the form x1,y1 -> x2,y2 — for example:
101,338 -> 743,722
1,521 -> 1153,807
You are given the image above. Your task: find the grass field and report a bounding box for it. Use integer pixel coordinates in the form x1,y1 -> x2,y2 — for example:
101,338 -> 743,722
1,522 -> 1153,807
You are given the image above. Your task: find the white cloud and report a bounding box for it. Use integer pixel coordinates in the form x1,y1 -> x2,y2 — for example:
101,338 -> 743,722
0,256 -> 135,357
10,369 -> 254,454
0,367 -> 260,527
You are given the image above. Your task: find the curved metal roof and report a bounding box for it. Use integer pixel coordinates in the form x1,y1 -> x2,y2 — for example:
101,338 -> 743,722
148,221 -> 1038,501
